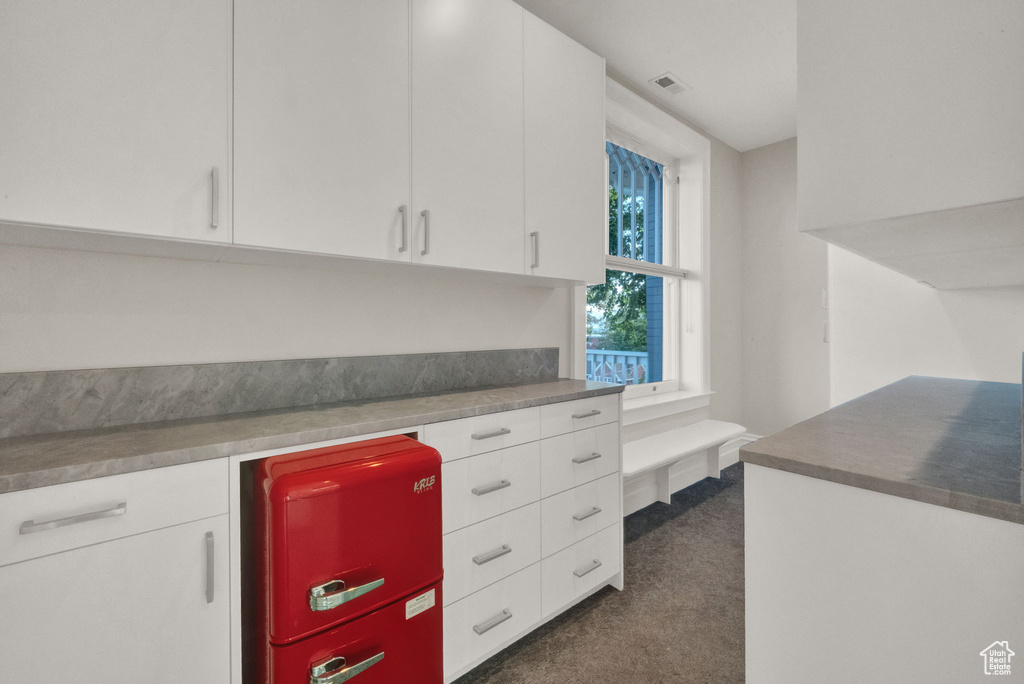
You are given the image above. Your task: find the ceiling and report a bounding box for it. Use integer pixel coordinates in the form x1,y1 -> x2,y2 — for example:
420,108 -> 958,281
514,0 -> 796,152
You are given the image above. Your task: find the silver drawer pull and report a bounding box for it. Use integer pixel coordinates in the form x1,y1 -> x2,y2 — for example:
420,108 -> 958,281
210,167 -> 220,229
472,479 -> 511,496
472,544 -> 512,566
420,209 -> 430,256
473,608 -> 513,635
205,531 -> 215,604
310,652 -> 385,684
572,452 -> 602,464
309,577 -> 385,612
573,559 -> 603,578
573,506 -> 602,522
19,501 -> 126,535
571,409 -> 601,419
398,205 -> 408,252
471,427 -> 511,441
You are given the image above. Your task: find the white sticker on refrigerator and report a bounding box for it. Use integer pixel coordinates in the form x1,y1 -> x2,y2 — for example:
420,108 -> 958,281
406,589 -> 436,619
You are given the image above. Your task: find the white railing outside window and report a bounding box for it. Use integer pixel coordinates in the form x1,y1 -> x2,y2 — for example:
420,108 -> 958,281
585,349 -> 650,385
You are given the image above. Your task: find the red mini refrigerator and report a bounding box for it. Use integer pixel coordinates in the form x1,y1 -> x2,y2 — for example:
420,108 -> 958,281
253,435 -> 443,684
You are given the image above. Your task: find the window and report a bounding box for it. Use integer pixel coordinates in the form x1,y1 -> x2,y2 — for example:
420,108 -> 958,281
574,79 -> 710,406
586,141 -> 688,391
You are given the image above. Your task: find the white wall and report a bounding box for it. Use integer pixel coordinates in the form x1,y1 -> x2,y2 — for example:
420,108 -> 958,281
740,138 -> 830,436
0,245 -> 572,374
829,247 -> 1024,405
708,138 -> 744,425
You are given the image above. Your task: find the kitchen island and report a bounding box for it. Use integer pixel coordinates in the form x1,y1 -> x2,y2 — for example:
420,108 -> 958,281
741,376 -> 1024,683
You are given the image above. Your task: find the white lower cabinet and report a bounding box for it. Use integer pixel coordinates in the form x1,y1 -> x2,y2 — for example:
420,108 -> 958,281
540,472 -> 620,557
443,563 -> 542,677
441,441 -> 541,534
0,514 -> 230,684
541,522 -> 621,617
539,421 -> 620,498
434,394 -> 623,682
443,503 -> 541,605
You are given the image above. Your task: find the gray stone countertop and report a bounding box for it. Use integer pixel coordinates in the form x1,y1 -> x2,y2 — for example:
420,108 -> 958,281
741,376 -> 1023,525
0,379 -> 622,494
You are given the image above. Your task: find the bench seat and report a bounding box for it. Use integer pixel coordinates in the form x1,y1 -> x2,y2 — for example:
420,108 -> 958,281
622,419 -> 745,510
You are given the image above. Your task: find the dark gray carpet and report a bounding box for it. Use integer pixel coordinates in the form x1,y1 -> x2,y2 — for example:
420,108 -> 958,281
453,463 -> 745,684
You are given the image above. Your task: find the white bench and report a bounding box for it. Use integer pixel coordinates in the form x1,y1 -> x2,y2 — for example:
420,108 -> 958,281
622,419 -> 745,512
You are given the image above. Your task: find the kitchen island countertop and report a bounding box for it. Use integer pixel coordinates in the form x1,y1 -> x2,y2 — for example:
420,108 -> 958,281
741,375 -> 1023,525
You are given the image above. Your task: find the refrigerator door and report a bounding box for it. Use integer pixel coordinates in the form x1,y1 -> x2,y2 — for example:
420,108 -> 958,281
254,436 -> 443,644
262,583 -> 443,684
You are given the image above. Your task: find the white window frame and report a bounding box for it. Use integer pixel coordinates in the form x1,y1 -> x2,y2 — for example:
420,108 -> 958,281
574,78 -> 711,412
601,134 -> 684,397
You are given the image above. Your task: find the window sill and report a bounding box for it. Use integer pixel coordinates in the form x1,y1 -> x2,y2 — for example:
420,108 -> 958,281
622,389 -> 714,426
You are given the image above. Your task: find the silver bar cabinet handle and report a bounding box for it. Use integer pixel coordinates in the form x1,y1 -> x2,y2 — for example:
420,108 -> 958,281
530,231 -> 540,268
472,479 -> 511,496
572,409 -> 601,420
573,506 -> 602,522
19,501 -> 126,535
210,167 -> 219,229
473,608 -> 513,636
471,428 -> 511,441
473,544 -> 512,566
205,531 -> 215,604
420,209 -> 430,255
310,652 -> 385,684
572,452 -> 602,464
309,577 -> 385,612
573,559 -> 603,578
398,205 -> 408,252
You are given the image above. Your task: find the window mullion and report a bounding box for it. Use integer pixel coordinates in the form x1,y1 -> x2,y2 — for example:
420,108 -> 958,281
655,171 -> 663,265
615,158 -> 623,257
629,166 -> 637,260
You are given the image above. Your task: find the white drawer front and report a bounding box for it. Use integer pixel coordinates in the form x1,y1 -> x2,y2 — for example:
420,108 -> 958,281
540,422 -> 620,498
422,407 -> 540,462
443,563 -> 542,678
540,472 -> 620,557
442,441 -> 540,534
443,503 -> 541,606
0,459 -> 229,567
541,522 -> 620,617
539,393 -> 619,439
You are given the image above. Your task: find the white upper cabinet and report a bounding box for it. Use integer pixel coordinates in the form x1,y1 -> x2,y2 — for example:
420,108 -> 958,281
0,0 -> 230,242
411,0 -> 526,274
233,0 -> 413,261
523,12 -> 606,284
798,0 -> 1024,289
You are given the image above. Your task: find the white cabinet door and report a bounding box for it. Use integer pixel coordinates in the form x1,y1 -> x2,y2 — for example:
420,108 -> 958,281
523,12 -> 607,283
0,0 -> 230,242
0,516 -> 230,684
234,0 -> 412,260
411,0 -> 525,274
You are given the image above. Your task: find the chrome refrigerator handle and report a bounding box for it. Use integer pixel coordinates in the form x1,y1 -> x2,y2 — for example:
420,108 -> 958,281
309,577 -> 385,612
310,652 -> 385,684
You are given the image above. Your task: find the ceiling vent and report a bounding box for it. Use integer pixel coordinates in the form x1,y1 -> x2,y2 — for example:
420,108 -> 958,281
648,72 -> 689,95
